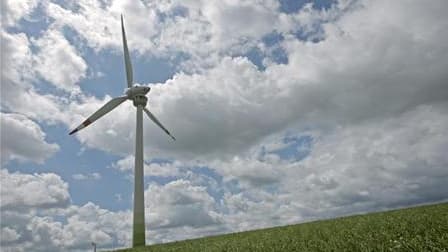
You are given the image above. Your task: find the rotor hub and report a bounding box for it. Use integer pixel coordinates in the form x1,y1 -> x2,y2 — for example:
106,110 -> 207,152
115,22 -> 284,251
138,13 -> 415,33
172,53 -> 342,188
133,95 -> 148,107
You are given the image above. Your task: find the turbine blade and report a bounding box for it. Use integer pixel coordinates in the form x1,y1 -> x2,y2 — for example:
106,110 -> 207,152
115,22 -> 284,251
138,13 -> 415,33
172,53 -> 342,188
143,107 -> 176,141
121,14 -> 133,88
69,96 -> 127,135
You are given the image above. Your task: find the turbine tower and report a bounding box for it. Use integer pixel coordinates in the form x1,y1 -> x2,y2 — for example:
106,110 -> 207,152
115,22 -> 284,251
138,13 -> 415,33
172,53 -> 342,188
69,15 -> 175,247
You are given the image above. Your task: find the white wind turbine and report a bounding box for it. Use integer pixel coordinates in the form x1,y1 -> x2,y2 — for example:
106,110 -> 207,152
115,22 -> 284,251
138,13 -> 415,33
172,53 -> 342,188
69,15 -> 175,247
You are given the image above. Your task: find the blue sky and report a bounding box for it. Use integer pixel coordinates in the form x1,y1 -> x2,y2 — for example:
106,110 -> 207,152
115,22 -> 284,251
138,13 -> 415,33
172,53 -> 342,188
2,0 -> 448,251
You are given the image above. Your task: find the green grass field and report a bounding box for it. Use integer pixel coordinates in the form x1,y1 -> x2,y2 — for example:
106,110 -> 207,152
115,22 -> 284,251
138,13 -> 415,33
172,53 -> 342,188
112,202 -> 448,252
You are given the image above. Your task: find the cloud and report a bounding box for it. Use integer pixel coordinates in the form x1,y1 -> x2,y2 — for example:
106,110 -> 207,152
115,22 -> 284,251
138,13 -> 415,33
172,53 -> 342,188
198,0 -> 280,49
146,0 -> 448,158
56,0 -> 448,162
283,103 -> 448,212
66,96 -> 135,154
1,227 -> 21,243
2,0 -> 448,251
2,100 -> 447,250
0,169 -> 69,211
0,113 -> 59,164
42,0 -> 339,70
213,155 -> 284,187
1,0 -> 40,27
0,30 -> 78,125
1,21 -> 87,94
72,172 -> 101,180
217,103 -> 448,232
111,155 -> 181,177
0,202 -> 132,251
0,169 -> 130,251
32,29 -> 87,92
0,31 -> 34,87
45,0 -> 158,54
57,203 -> 131,250
146,179 -> 220,229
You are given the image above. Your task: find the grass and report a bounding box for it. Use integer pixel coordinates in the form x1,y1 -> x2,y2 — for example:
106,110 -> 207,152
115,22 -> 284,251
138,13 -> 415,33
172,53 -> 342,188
112,202 -> 448,252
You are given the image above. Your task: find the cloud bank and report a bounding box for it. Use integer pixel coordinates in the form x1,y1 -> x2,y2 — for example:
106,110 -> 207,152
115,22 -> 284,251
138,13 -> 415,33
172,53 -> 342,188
1,0 -> 448,251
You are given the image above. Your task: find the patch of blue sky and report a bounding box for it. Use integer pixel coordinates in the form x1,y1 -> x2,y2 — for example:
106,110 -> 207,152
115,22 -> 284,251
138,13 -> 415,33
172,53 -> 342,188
80,52 -> 127,98
268,135 -> 313,162
292,25 -> 326,43
52,0 -> 82,13
189,166 -> 224,200
59,25 -> 181,98
30,123 -> 133,211
245,47 -> 266,71
72,156 -> 133,211
132,53 -> 180,85
222,179 -> 243,196
76,49 -> 178,98
156,5 -> 189,23
57,26 -> 124,97
279,0 -> 335,14
6,3 -> 50,39
67,153 -> 131,210
278,0 -> 334,43
267,47 -> 289,65
244,47 -> 288,71
262,31 -> 284,47
243,30 -> 289,70
30,76 -> 74,100
190,166 -> 223,183
146,175 -> 179,186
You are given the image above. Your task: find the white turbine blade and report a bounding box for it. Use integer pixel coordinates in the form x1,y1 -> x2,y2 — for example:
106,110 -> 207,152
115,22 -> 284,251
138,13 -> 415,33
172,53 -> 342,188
143,107 -> 176,141
69,96 -> 127,135
121,14 -> 133,88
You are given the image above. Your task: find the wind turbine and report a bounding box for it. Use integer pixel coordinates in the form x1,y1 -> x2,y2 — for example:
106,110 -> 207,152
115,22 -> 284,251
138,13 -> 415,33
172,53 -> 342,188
69,15 -> 175,247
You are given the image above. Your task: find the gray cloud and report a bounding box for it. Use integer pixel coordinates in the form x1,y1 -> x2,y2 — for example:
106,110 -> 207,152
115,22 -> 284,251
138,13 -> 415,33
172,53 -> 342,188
2,0 -> 448,251
2,101 -> 447,250
60,0 -> 448,162
146,179 -> 221,230
210,103 -> 448,232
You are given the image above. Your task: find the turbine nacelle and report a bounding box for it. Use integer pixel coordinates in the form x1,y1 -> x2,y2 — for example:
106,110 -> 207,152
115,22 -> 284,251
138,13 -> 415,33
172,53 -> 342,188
125,84 -> 151,99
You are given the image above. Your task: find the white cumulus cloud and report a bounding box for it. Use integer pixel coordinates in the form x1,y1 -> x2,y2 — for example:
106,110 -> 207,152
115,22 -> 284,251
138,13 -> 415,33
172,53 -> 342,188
0,169 -> 70,210
1,113 -> 59,164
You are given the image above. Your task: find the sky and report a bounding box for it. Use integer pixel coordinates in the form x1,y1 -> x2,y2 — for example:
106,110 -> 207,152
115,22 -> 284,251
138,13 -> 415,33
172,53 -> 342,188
1,0 -> 448,251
